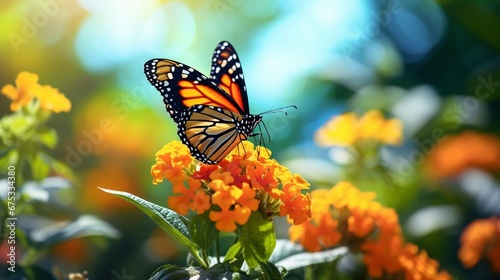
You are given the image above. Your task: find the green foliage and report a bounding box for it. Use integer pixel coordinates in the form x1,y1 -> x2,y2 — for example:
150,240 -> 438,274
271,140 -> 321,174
0,100 -> 117,280
99,188 -> 206,267
189,212 -> 219,251
236,212 -> 276,269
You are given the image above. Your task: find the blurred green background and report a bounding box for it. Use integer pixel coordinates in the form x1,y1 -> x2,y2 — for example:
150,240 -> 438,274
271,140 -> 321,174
1,0 -> 500,279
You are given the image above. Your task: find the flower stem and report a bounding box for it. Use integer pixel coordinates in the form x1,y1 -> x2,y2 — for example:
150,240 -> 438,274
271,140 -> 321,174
216,235 -> 221,263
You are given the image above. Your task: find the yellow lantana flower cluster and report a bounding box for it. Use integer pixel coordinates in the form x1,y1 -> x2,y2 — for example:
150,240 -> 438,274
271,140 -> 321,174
1,71 -> 71,113
315,110 -> 403,147
289,182 -> 451,280
459,217 -> 500,272
151,140 -> 311,232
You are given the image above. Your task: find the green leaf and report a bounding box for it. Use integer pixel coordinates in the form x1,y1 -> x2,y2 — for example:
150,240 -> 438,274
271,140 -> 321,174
224,241 -> 243,263
207,263 -> 252,280
36,126 -> 58,149
42,155 -> 77,183
28,215 -> 120,250
258,262 -> 283,280
0,149 -> 18,170
189,213 -> 219,251
236,212 -> 276,268
275,246 -> 348,271
99,188 -> 205,267
149,264 -> 188,280
28,152 -> 50,181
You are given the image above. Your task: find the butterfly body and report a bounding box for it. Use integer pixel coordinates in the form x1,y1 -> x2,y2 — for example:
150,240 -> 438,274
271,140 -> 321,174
145,41 -> 262,164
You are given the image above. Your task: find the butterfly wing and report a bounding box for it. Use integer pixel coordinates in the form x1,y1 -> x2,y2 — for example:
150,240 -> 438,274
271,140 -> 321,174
178,105 -> 245,164
144,58 -> 245,121
210,41 -> 250,114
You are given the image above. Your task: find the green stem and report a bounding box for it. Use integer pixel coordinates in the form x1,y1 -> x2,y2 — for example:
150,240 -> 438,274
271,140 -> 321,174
304,265 -> 313,280
201,249 -> 209,268
216,235 -> 221,263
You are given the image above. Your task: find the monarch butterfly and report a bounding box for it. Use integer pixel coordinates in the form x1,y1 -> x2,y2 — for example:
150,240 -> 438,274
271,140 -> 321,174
144,41 -> 276,164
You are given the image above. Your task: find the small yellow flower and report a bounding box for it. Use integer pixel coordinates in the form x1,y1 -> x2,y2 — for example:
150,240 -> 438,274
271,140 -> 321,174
35,85 -> 71,113
315,110 -> 403,147
1,71 -> 39,111
1,71 -> 72,113
315,112 -> 358,147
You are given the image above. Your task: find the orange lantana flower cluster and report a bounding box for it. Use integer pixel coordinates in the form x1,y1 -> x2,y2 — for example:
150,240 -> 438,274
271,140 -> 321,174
426,131 -> 500,179
315,110 -> 403,147
151,140 -> 311,232
1,71 -> 71,113
459,217 -> 500,272
289,182 -> 451,280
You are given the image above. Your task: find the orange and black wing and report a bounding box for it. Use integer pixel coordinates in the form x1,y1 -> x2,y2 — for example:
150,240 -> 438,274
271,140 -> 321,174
144,58 -> 245,122
178,105 -> 244,164
210,41 -> 250,114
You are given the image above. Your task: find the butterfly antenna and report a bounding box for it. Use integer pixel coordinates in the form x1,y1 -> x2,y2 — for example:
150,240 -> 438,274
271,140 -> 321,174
259,105 -> 297,116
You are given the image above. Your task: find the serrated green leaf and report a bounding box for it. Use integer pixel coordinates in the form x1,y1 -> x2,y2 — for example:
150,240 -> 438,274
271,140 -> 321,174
36,126 -> 58,149
99,188 -> 206,267
189,213 -> 219,251
237,212 -> 275,268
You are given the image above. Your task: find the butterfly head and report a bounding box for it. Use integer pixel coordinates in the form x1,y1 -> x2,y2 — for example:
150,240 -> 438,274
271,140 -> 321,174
237,114 -> 262,140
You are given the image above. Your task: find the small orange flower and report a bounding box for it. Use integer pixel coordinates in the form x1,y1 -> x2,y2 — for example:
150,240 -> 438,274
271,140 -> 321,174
209,180 -> 243,209
190,191 -> 211,214
458,217 -> 500,272
399,244 -> 453,280
315,110 -> 403,147
1,71 -> 38,111
237,183 -> 259,211
209,204 -> 251,232
279,183 -> 311,225
426,131 -> 500,179
168,178 -> 200,215
151,142 -> 193,185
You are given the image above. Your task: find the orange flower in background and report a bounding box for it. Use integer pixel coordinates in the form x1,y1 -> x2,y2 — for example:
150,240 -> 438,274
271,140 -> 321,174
426,131 -> 500,179
399,243 -> 452,280
459,217 -> 500,272
315,110 -> 403,147
1,71 -> 71,113
1,71 -> 38,111
151,140 -> 311,232
289,182 -> 451,280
